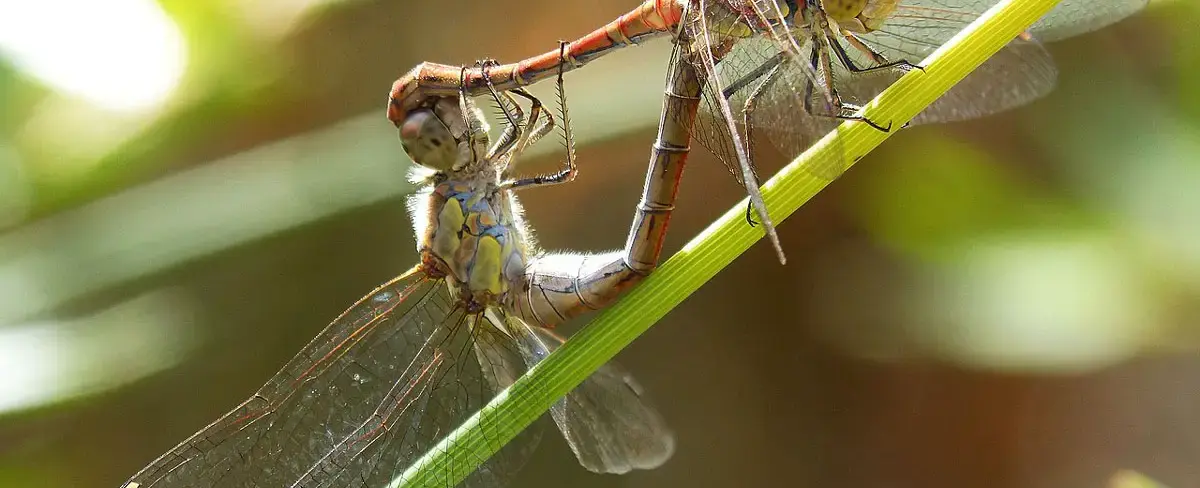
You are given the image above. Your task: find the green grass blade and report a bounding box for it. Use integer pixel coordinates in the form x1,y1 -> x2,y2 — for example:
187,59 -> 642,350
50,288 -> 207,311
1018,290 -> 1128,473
394,0 -> 1064,485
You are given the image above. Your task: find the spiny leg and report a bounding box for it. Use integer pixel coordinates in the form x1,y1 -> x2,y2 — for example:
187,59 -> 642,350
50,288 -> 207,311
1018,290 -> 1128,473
518,42 -> 575,180
503,42 -> 579,191
489,90 -> 534,160
814,29 -> 857,120
833,31 -> 923,74
497,88 -> 554,188
811,29 -> 892,133
694,0 -> 787,264
833,33 -> 919,130
721,52 -> 785,101
801,43 -> 821,117
458,66 -> 488,166
738,60 -> 784,227
507,88 -> 552,156
481,60 -> 529,160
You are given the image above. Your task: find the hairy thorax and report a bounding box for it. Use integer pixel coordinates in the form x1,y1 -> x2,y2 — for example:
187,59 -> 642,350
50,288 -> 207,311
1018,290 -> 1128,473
820,0 -> 899,33
417,177 -> 529,312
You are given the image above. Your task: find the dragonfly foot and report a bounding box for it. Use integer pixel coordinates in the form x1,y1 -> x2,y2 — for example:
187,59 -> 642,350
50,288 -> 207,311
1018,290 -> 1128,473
474,58 -> 501,70
835,104 -> 891,132
891,60 -> 926,74
860,116 -> 892,133
745,201 -> 759,227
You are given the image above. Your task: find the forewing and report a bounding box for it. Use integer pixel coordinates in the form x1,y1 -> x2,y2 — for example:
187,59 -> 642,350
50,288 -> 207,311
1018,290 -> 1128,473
123,267 -> 537,488
508,317 -> 675,474
1028,0 -> 1147,41
913,37 -> 1056,123
460,308 -> 551,488
862,0 -> 1144,62
697,36 -> 848,183
855,0 -> 987,64
687,0 -> 849,182
829,35 -> 1057,124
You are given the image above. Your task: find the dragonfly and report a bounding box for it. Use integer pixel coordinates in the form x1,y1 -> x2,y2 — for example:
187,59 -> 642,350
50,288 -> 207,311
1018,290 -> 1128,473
389,0 -> 1146,263
119,42 -> 709,487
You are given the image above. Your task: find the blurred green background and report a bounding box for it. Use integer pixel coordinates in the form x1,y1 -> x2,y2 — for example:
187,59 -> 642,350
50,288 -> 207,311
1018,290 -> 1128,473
0,0 -> 1196,487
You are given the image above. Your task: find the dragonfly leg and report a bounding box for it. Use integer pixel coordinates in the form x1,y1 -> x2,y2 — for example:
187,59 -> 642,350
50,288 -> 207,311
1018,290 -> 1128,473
456,66 -> 492,166
504,42 -> 579,191
510,88 -> 554,151
486,91 -> 528,160
711,48 -> 790,226
511,45 -> 703,327
834,31 -> 923,74
692,5 -> 787,264
719,52 -> 785,101
810,30 -> 892,133
738,61 -> 785,228
481,60 -> 529,160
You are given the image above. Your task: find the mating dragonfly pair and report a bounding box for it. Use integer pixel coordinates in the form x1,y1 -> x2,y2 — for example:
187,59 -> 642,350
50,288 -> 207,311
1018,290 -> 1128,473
123,0 -> 1145,486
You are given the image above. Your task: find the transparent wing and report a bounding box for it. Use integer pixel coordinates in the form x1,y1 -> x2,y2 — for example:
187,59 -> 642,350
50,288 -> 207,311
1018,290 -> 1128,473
861,0 -> 1144,62
123,266 -> 540,488
682,0 -> 839,258
829,35 -> 1057,124
693,20 -> 1054,187
694,35 -> 850,184
1028,0 -> 1148,41
505,315 -> 675,474
913,37 -> 1057,123
687,1 -> 848,184
467,309 -> 550,488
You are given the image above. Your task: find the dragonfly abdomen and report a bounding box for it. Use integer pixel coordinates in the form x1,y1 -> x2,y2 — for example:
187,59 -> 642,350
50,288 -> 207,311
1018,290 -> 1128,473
509,251 -> 643,329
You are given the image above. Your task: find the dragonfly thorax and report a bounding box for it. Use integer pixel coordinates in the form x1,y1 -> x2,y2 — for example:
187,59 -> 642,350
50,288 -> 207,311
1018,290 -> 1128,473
817,0 -> 897,32
422,180 -> 529,309
402,97 -> 529,312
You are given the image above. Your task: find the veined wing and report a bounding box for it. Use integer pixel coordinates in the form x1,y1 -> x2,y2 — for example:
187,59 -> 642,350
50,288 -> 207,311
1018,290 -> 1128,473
826,0 -> 1145,123
122,266 -> 539,488
829,33 -> 1057,124
1028,0 -> 1147,42
688,0 -> 848,184
696,35 -> 851,186
697,28 -> 1050,185
682,0 -> 845,260
498,312 -> 675,474
861,0 -> 1146,63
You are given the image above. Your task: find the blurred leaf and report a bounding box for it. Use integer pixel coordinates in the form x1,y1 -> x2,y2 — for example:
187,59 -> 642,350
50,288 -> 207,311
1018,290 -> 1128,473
852,131 -> 1094,263
1110,470 -> 1170,488
0,290 -> 196,419
907,229 -> 1162,372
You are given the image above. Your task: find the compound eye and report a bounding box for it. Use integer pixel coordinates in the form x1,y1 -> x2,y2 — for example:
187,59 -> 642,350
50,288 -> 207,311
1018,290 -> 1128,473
399,109 -> 457,171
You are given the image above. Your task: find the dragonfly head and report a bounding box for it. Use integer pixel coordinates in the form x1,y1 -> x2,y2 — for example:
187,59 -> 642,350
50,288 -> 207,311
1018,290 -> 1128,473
399,96 -> 490,172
